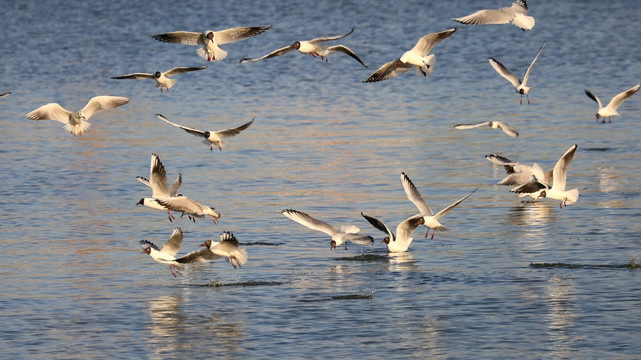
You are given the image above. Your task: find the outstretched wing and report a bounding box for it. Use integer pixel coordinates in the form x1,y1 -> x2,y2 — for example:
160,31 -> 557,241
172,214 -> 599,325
163,66 -> 208,76
214,25 -> 271,45
214,118 -> 254,138
433,185 -> 480,221
489,58 -> 521,87
360,212 -> 395,242
111,72 -> 154,80
454,121 -> 491,130
309,27 -> 355,43
362,59 -> 412,83
584,89 -> 602,108
522,41 -> 545,85
25,103 -> 72,124
401,172 -> 434,216
176,248 -> 220,263
81,96 -> 130,119
240,45 -> 296,63
160,227 -> 183,256
496,122 -> 519,138
410,28 -> 456,56
281,209 -> 338,237
151,31 -> 201,45
606,84 -> 640,110
551,144 -> 578,191
155,113 -> 206,138
323,45 -> 368,67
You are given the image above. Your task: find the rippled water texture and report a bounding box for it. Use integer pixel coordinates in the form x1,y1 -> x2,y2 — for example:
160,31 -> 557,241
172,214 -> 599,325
1,0 -> 641,358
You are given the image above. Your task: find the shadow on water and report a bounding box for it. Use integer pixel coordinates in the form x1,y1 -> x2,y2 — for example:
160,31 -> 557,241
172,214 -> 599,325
583,147 -> 612,152
531,260 -> 641,269
189,280 -> 285,287
335,254 -> 390,262
299,293 -> 374,302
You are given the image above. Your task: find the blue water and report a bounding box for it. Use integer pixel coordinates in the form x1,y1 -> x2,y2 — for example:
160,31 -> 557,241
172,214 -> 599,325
1,0 -> 641,358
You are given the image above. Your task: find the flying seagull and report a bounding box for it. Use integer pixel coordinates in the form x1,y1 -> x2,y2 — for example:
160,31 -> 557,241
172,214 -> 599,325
454,121 -> 519,137
155,113 -> 254,151
489,41 -> 545,104
453,0 -> 535,31
585,84 -> 640,123
111,66 -> 207,92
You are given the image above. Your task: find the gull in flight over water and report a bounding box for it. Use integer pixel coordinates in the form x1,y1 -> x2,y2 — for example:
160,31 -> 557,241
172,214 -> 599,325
156,114 -> 254,151
363,28 -> 456,83
111,66 -> 207,92
136,153 -> 182,222
152,26 -> 271,62
453,0 -> 535,31
140,227 -> 185,277
585,84 -> 640,123
510,144 -> 579,208
485,154 -> 552,188
360,212 -> 424,253
401,172 -> 479,239
241,27 -> 367,67
155,195 -> 221,224
281,209 -> 374,250
489,41 -> 545,104
177,231 -> 248,269
454,121 -> 519,137
0,92 -> 10,98
25,95 -> 129,136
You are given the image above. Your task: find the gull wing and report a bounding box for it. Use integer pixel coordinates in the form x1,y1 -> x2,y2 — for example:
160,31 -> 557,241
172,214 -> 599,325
522,41 -> 545,86
410,28 -> 456,55
155,113 -> 206,138
454,121 -> 491,130
163,66 -> 208,76
0,92 -> 10,98
160,227 -> 183,257
152,31 -> 201,45
584,89 -> 602,108
25,103 -> 72,124
168,173 -> 182,197
363,59 -> 412,83
489,58 -> 521,87
485,154 -> 517,166
323,45 -> 368,67
240,45 -> 296,63
453,7 -> 514,25
360,212 -> 395,242
214,25 -> 271,45
111,72 -> 154,80
149,153 -> 170,198
496,122 -> 519,138
551,144 -> 578,191
176,248 -> 221,264
606,84 -> 640,110
396,214 -> 425,241
510,180 -> 548,194
433,185 -> 479,221
400,172 -> 434,216
281,209 -> 339,237
309,27 -> 355,44
214,118 -> 254,138
156,196 -> 205,214
81,95 -> 130,119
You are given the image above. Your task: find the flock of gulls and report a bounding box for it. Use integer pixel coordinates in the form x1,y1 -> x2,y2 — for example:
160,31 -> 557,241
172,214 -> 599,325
6,0 -> 640,277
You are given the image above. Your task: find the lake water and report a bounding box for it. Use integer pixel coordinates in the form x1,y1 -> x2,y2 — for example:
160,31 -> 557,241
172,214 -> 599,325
1,0 -> 641,358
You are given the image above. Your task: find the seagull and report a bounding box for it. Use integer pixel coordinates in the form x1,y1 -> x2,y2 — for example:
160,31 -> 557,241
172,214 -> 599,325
111,66 -> 207,92
25,95 -> 130,136
360,212 -> 425,253
240,27 -> 367,67
489,41 -> 545,104
281,209 -> 374,250
140,227 -> 185,277
152,26 -> 271,62
135,153 -> 182,222
176,231 -> 248,269
454,121 -> 519,137
453,0 -> 535,31
485,154 -> 552,187
155,113 -> 254,151
401,172 -> 479,239
363,28 -> 456,83
0,92 -> 10,98
155,195 -> 221,224
510,144 -> 579,208
585,84 -> 640,123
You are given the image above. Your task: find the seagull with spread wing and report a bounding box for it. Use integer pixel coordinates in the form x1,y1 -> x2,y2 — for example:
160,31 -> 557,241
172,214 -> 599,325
585,84 -> 640,123
155,113 -> 253,151
489,41 -> 545,104
139,228 -> 185,277
454,121 -> 519,138
111,66 -> 207,92
453,0 -> 535,31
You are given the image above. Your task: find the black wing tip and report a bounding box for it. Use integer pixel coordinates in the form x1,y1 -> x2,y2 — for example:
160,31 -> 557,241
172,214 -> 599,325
140,240 -> 160,251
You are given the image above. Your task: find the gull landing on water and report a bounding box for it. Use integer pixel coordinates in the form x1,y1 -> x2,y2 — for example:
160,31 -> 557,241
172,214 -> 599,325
177,231 -> 248,269
140,228 -> 185,277
25,95 -> 129,136
360,212 -> 424,253
401,173 -> 479,239
111,66 -> 207,92
454,121 -> 518,138
155,114 -> 254,151
135,153 -> 182,222
281,209 -> 374,250
489,41 -> 545,105
241,27 -> 367,67
453,0 -> 535,31
363,28 -> 456,83
510,144 -> 579,208
152,26 -> 271,62
585,84 -> 640,123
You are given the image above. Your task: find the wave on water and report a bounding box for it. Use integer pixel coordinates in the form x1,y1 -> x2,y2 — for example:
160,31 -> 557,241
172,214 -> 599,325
530,259 -> 641,269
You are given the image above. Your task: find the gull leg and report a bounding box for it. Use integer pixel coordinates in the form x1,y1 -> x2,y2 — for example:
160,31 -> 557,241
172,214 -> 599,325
527,94 -> 531,104
169,265 -> 177,278
520,95 -> 523,105
425,230 -> 430,238
431,230 -> 435,240
229,256 -> 238,269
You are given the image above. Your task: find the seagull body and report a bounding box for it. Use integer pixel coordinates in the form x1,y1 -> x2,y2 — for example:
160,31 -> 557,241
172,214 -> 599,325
155,196 -> 220,224
401,173 -> 479,239
152,26 -> 271,62
453,0 -> 535,31
136,153 -> 182,221
454,121 -> 518,137
363,28 -> 456,83
281,209 -> 374,250
485,154 -> 552,188
25,96 -> 129,136
489,41 -> 545,104
112,66 -> 207,92
585,84 -> 640,123
360,212 -> 424,253
155,114 -> 253,151
240,28 -> 367,67
140,228 -> 185,277
177,231 -> 248,269
511,144 -> 579,208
